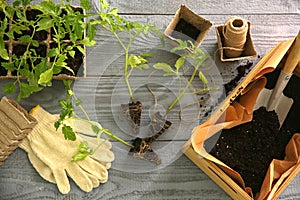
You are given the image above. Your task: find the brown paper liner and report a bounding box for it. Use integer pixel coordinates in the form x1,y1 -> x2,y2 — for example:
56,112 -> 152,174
256,134 -> 300,200
190,37 -> 298,199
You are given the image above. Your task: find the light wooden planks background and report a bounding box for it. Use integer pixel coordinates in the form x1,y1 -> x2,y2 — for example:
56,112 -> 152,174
0,0 -> 300,199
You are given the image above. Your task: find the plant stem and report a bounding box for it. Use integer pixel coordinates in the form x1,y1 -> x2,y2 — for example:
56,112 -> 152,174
72,117 -> 134,148
166,65 -> 198,115
102,128 -> 134,148
112,30 -> 135,102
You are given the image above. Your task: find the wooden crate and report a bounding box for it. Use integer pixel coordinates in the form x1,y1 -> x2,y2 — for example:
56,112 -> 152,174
182,37 -> 299,200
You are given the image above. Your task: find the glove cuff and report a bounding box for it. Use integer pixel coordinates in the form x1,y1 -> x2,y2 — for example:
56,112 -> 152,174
30,105 -> 58,123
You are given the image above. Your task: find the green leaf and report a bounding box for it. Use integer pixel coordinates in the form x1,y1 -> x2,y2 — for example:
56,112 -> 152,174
92,124 -> 101,134
68,50 -> 75,58
139,53 -> 152,57
175,57 -> 185,71
81,37 -> 96,47
76,46 -> 85,55
47,48 -> 57,57
153,63 -> 176,75
62,124 -> 76,141
17,82 -> 42,101
128,54 -> 147,69
100,0 -> 110,10
19,35 -> 31,43
35,59 -> 48,75
135,64 -> 149,70
171,39 -> 188,53
3,82 -> 16,94
1,62 -> 15,71
32,40 -> 39,47
37,17 -> 54,31
72,141 -> 93,162
0,38 -> 9,60
80,0 -> 91,11
38,68 -> 53,85
198,71 -> 208,87
72,152 -> 90,162
54,120 -> 61,130
108,8 -> 118,16
75,98 -> 82,106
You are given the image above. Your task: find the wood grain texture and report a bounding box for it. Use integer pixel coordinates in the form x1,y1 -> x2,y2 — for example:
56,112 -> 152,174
106,0 -> 300,15
0,0 -> 300,199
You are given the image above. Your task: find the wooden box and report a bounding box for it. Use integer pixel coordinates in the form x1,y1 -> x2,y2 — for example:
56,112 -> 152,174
182,37 -> 300,199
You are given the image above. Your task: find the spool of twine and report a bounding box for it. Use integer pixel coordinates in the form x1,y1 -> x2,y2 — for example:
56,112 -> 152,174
222,16 -> 248,58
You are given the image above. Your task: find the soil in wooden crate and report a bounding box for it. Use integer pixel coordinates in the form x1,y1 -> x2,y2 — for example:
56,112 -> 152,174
206,68 -> 300,196
171,18 -> 200,41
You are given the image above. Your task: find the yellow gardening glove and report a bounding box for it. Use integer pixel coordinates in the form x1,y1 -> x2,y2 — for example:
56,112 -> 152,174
19,137 -> 101,190
64,118 -> 115,169
19,138 -> 56,184
24,106 -> 110,194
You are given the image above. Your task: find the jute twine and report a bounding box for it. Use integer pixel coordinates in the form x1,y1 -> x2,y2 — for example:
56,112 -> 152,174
222,16 -> 248,58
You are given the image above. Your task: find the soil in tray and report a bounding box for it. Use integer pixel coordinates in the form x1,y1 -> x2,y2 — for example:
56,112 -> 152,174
50,43 -> 83,76
0,45 -> 9,76
0,11 -> 9,40
50,7 -> 84,41
13,9 -> 48,41
206,68 -> 300,196
171,18 -> 201,41
11,44 -> 47,76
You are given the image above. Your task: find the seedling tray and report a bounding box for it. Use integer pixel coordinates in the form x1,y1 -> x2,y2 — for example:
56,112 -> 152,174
0,6 -> 86,80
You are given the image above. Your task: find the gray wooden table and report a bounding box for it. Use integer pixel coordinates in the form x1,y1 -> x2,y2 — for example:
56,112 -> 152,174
0,0 -> 300,199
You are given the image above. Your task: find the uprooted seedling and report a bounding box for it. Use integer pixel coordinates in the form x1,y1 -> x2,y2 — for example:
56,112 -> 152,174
91,0 -> 163,134
153,39 -> 217,116
129,112 -> 172,165
55,80 -> 133,162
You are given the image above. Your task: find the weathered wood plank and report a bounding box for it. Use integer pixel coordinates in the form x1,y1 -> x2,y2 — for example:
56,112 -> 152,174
105,0 -> 299,15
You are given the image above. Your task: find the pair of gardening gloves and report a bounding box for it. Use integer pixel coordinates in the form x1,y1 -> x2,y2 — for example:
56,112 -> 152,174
18,105 -> 115,194
187,37 -> 300,199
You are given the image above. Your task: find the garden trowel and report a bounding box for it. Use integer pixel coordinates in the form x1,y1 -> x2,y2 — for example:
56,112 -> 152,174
255,31 -> 300,127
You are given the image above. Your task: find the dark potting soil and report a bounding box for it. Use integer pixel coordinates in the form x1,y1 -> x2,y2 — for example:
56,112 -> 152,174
171,18 -> 200,41
11,44 -> 47,75
0,45 -> 9,76
121,101 -> 143,134
13,9 -> 48,41
207,68 -> 300,196
224,61 -> 253,95
208,107 -> 294,195
51,7 -> 84,41
0,11 -> 9,40
50,43 -> 83,76
129,112 -> 172,165
0,61 -> 8,76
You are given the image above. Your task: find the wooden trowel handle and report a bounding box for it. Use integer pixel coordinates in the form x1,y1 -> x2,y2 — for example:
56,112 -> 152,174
283,31 -> 300,75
